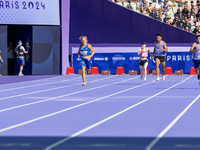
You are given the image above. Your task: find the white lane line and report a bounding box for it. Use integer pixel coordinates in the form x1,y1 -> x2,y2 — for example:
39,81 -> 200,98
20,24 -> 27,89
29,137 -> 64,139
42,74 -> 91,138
0,76 -> 151,133
145,93 -> 200,150
0,75 -> 116,102
0,76 -> 83,93
0,75 -> 128,113
44,76 -> 192,150
0,75 -> 65,87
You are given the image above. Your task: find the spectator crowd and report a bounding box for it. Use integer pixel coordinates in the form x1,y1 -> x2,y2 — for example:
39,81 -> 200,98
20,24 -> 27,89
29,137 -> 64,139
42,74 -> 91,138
110,0 -> 200,34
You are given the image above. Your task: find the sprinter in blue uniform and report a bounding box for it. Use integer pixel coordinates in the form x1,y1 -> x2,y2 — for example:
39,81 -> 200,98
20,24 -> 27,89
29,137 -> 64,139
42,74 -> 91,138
151,33 -> 168,81
78,36 -> 95,86
190,35 -> 200,80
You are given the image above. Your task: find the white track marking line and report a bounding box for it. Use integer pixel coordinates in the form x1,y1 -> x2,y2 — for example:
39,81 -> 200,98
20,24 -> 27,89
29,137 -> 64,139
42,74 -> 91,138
0,75 -> 116,102
0,76 -> 83,93
0,76 -> 151,133
0,75 -> 64,87
44,76 -> 192,150
0,75 -> 133,113
145,93 -> 200,150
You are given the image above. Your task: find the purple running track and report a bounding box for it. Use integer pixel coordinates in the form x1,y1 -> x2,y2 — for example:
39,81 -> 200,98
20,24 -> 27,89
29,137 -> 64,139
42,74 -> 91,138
0,75 -> 199,150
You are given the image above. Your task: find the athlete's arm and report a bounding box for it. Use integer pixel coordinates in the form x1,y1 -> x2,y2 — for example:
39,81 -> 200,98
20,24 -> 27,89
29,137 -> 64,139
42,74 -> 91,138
190,43 -> 200,53
148,48 -> 151,56
138,48 -> 142,55
160,42 -> 168,52
77,45 -> 81,59
88,44 -> 95,60
151,48 -> 156,58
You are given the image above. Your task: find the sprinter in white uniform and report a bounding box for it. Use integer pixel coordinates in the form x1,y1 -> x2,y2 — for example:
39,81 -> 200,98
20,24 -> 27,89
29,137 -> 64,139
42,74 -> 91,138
138,42 -> 151,81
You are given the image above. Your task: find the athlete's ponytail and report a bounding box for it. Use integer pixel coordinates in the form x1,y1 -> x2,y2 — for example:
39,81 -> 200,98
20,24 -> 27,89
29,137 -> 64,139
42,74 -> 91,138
79,36 -> 88,42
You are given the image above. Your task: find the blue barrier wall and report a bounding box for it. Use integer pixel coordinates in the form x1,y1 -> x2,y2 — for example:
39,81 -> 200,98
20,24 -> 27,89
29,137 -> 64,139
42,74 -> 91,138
70,0 -> 196,44
73,52 -> 192,74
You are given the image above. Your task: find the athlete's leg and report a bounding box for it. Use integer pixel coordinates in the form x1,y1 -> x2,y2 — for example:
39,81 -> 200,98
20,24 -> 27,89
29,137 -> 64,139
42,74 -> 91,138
161,61 -> 166,80
140,65 -> 144,79
195,67 -> 199,74
80,59 -> 87,86
161,61 -> 166,75
87,69 -> 91,75
155,58 -> 160,79
143,62 -> 148,81
20,65 -> 23,73
86,59 -> 92,75
81,66 -> 86,86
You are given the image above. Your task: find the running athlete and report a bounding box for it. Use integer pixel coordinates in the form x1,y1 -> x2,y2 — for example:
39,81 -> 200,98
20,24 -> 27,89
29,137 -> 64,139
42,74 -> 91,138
151,33 -> 168,81
189,35 -> 200,80
138,42 -> 151,81
77,36 -> 95,86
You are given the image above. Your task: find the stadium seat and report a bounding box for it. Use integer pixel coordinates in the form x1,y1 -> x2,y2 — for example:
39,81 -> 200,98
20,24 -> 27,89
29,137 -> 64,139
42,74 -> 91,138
116,2 -> 123,6
123,2 -> 129,7
173,7 -> 178,13
190,67 -> 197,75
91,67 -> 99,75
116,67 -> 125,75
66,67 -> 74,75
165,67 -> 173,75
130,3 -> 137,11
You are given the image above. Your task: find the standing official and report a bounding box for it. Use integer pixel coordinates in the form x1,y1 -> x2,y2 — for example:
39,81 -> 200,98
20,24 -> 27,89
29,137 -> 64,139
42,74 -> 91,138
15,40 -> 28,76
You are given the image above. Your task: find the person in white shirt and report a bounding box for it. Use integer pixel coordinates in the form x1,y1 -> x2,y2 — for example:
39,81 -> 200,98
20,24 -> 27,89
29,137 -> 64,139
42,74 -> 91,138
155,0 -> 163,14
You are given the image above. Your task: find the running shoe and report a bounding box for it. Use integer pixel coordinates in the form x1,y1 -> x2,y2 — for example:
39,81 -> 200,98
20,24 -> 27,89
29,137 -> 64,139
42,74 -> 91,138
18,72 -> 24,76
156,77 -> 160,81
140,74 -> 143,80
162,75 -> 165,81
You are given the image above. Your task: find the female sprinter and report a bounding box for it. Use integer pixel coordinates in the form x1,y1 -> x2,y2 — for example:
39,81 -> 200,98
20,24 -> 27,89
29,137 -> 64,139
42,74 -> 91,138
77,36 -> 95,86
138,42 -> 151,81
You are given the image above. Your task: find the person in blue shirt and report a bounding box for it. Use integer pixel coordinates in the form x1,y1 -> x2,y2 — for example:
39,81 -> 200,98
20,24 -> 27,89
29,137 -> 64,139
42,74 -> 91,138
157,13 -> 162,21
151,33 -> 168,81
164,13 -> 172,24
178,21 -> 184,29
15,40 -> 28,76
149,9 -> 158,19
190,35 -> 200,80
139,0 -> 148,11
174,9 -> 181,17
77,36 -> 95,86
178,12 -> 184,22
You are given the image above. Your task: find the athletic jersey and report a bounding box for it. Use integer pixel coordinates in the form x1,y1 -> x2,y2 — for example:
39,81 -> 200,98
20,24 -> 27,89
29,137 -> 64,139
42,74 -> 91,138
80,43 -> 91,59
154,40 -> 166,56
16,45 -> 25,58
139,48 -> 148,59
162,5 -> 168,12
192,42 -> 200,60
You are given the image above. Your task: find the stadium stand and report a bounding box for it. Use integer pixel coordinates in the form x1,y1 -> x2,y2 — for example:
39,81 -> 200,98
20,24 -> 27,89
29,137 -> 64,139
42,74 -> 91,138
110,0 -> 200,34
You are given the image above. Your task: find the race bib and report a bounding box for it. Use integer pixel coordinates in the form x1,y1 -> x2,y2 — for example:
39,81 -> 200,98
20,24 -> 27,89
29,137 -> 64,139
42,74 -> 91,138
81,51 -> 88,56
142,53 -> 148,57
